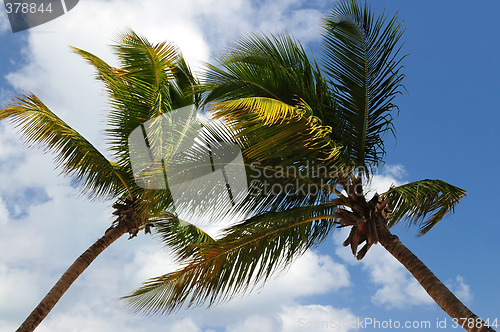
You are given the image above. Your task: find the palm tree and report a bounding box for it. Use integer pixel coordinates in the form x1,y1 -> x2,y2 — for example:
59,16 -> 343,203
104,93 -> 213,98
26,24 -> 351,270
123,1 -> 496,331
0,31 -> 211,332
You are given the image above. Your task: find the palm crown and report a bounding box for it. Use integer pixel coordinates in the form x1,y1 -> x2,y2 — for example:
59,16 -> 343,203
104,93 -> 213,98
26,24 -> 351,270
123,0 -> 470,321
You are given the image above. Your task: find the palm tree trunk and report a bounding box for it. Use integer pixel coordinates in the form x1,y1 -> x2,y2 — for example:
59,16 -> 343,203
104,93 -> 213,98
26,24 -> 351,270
16,224 -> 128,332
377,224 -> 495,332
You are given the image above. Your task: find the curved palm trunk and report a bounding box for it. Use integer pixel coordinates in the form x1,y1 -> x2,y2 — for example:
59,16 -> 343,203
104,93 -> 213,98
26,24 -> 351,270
377,224 -> 495,332
16,225 -> 128,332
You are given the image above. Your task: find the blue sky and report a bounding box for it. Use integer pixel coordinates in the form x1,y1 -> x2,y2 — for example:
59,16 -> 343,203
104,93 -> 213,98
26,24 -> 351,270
0,1 -> 499,331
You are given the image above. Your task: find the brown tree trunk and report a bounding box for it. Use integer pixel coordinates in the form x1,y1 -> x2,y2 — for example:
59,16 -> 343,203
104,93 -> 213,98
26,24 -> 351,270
16,225 -> 128,332
377,224 -> 496,332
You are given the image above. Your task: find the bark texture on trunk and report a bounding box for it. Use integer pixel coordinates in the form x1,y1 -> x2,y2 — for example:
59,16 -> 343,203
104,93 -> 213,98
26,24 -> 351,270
16,225 -> 128,332
377,224 -> 495,332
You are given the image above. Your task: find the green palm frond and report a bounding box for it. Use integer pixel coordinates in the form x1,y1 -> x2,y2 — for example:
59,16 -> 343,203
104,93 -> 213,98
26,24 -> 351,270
113,31 -> 178,89
0,94 -> 128,200
74,30 -> 197,168
113,29 -> 196,113
123,203 -> 339,314
213,97 -> 302,125
152,216 -> 215,262
211,100 -> 340,164
198,33 -> 344,210
198,114 -> 343,218
381,179 -> 467,236
128,115 -> 338,222
200,34 -> 337,149
202,33 -> 331,110
211,97 -> 333,140
322,0 -> 406,169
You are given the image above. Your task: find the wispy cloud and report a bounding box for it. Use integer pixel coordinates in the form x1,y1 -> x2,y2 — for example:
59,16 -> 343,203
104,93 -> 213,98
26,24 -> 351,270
364,164 -> 407,198
448,275 -> 473,305
280,304 -> 359,332
226,315 -> 278,332
0,196 -> 8,225
365,245 -> 434,308
0,1 -> 9,35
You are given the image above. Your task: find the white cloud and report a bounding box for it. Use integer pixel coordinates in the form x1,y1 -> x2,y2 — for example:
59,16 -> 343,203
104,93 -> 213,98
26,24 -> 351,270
280,304 -> 359,332
0,321 -> 17,332
448,275 -> 473,305
222,303 -> 360,332
271,250 -> 351,296
225,315 -> 278,332
364,164 -> 407,198
0,1 -> 9,35
0,196 -> 8,225
170,318 -> 203,332
365,245 -> 434,308
35,304 -> 144,332
0,265 -> 41,319
182,0 -> 326,51
225,304 -> 359,332
173,250 -> 351,329
0,88 -> 11,108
